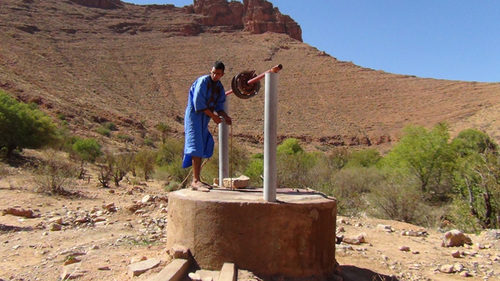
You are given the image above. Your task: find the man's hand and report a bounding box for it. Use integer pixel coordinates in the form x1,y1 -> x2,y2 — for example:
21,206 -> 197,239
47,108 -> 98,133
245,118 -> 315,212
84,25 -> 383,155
212,115 -> 223,124
218,111 -> 232,125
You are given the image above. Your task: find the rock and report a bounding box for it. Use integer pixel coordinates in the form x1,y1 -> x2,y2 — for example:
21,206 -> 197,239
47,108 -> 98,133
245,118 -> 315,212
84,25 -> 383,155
50,217 -> 63,225
188,0 -> 302,41
50,223 -> 62,231
356,233 -> 367,243
130,256 -> 147,264
442,229 -> 472,247
399,246 -> 411,252
170,244 -> 191,259
453,263 -> 464,272
189,272 -> 202,281
98,266 -> 111,270
451,250 -> 462,258
2,207 -> 37,218
222,175 -> 250,189
60,264 -> 86,279
102,203 -> 117,212
128,258 -> 161,277
141,195 -> 152,204
342,237 -> 361,245
63,256 -> 81,266
460,271 -> 473,277
242,0 -> 302,41
376,224 -> 393,232
439,264 -> 456,273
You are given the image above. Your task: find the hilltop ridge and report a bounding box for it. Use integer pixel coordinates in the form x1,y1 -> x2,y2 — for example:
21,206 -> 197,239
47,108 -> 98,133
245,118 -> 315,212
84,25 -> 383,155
1,0 -> 499,149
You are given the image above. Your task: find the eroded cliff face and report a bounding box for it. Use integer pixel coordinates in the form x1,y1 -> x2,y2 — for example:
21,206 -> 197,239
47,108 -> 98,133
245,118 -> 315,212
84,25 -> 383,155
242,0 -> 302,41
69,0 -> 302,41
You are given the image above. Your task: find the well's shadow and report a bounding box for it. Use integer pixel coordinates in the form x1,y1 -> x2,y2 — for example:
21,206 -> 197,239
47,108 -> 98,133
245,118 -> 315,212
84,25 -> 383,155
340,265 -> 399,281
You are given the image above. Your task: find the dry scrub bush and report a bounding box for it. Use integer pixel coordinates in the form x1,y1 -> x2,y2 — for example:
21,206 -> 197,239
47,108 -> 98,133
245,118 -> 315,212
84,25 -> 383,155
324,167 -> 383,216
33,149 -> 77,194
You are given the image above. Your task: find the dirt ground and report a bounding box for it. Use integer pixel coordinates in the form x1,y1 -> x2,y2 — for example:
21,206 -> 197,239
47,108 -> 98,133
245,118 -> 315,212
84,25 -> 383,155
0,160 -> 499,281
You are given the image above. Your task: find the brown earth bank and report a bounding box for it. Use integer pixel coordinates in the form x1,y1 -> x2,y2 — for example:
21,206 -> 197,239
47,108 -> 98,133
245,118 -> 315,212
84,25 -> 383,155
1,157 -> 499,281
1,0 -> 500,152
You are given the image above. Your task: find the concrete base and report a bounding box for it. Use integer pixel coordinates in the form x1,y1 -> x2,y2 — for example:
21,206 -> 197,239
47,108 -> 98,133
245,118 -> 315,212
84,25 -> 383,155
166,188 -> 337,279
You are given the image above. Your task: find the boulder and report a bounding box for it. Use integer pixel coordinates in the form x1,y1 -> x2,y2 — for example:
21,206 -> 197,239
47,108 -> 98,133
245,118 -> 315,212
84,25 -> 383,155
442,230 -> 472,247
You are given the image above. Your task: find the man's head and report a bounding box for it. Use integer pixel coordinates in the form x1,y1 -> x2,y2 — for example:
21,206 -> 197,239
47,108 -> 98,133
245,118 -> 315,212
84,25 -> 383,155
210,61 -> 225,81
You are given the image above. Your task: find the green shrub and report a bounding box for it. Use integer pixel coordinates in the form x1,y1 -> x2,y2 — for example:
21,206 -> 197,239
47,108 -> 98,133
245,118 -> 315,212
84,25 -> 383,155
277,138 -> 303,155
135,147 -> 157,180
345,148 -> 381,168
72,138 -> 102,178
117,134 -> 134,142
96,126 -> 111,137
244,154 -> 264,186
0,90 -> 58,158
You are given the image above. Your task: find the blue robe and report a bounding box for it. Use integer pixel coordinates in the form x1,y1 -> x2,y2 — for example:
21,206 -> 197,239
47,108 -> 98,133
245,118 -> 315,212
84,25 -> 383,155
182,75 -> 226,168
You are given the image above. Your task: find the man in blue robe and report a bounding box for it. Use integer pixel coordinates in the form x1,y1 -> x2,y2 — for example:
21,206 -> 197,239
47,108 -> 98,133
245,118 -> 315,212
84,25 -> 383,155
182,61 -> 232,190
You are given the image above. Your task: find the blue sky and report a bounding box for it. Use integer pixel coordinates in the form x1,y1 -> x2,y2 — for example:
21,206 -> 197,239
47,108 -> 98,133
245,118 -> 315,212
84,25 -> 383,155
124,0 -> 500,82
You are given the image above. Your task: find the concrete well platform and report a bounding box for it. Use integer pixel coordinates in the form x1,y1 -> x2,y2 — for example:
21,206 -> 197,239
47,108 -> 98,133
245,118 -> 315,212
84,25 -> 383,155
166,188 -> 337,279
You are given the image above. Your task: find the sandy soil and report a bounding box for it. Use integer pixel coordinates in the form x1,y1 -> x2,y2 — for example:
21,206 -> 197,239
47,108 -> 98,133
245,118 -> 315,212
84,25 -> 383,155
0,160 -> 499,281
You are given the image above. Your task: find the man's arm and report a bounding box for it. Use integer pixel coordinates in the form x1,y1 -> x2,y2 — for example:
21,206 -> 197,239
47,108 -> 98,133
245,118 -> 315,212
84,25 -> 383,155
203,109 -> 222,124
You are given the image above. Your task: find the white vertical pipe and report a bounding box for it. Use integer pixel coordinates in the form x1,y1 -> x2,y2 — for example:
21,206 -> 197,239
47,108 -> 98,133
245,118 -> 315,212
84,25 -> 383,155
264,72 -> 278,202
219,101 -> 229,187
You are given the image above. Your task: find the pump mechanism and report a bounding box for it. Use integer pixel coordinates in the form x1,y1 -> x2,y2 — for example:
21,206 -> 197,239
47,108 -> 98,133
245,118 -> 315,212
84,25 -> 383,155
231,70 -> 261,99
226,64 -> 283,99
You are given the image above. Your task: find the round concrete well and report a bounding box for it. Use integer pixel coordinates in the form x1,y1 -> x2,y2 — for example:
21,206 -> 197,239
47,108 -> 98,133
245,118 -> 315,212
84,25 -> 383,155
166,188 -> 337,279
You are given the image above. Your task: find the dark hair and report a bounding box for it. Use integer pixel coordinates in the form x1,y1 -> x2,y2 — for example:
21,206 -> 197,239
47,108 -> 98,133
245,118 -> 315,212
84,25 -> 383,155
213,61 -> 225,72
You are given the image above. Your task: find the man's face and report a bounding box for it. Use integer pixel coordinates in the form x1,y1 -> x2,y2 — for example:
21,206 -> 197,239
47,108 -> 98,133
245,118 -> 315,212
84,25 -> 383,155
210,67 -> 224,81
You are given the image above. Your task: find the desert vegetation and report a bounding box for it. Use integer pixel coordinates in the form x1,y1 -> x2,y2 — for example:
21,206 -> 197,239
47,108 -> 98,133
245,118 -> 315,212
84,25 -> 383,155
1,89 -> 499,234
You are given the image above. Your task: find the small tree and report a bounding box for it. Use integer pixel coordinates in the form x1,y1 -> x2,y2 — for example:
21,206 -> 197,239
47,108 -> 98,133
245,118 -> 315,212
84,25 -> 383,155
451,129 -> 500,230
72,138 -> 102,179
378,123 -> 455,202
0,91 -> 58,158
135,148 -> 156,180
155,122 -> 170,145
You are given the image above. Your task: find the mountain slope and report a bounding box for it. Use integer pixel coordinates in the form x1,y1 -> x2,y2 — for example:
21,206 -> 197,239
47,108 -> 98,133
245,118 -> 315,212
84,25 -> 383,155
1,0 -> 499,149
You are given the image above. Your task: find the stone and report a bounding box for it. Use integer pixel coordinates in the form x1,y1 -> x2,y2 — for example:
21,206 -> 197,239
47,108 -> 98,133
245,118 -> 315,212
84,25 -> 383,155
128,258 -> 161,277
2,207 -> 37,218
146,259 -> 190,281
442,229 -> 472,247
451,250 -> 462,258
130,256 -> 147,264
102,203 -> 117,212
142,195 -> 153,204
399,246 -> 410,252
63,256 -> 81,265
189,272 -> 202,281
342,237 -> 361,245
170,244 -> 191,260
50,223 -> 62,231
356,233 -> 367,243
60,264 -> 86,279
219,263 -> 237,281
376,224 -> 393,232
439,264 -> 456,273
453,263 -> 464,272
222,175 -> 250,189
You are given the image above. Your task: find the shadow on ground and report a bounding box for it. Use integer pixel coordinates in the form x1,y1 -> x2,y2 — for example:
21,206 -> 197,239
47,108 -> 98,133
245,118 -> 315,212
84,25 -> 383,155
340,265 -> 399,281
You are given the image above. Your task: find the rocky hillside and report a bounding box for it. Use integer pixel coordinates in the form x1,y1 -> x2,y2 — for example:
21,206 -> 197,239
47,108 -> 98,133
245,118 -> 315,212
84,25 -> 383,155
1,0 -> 499,150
